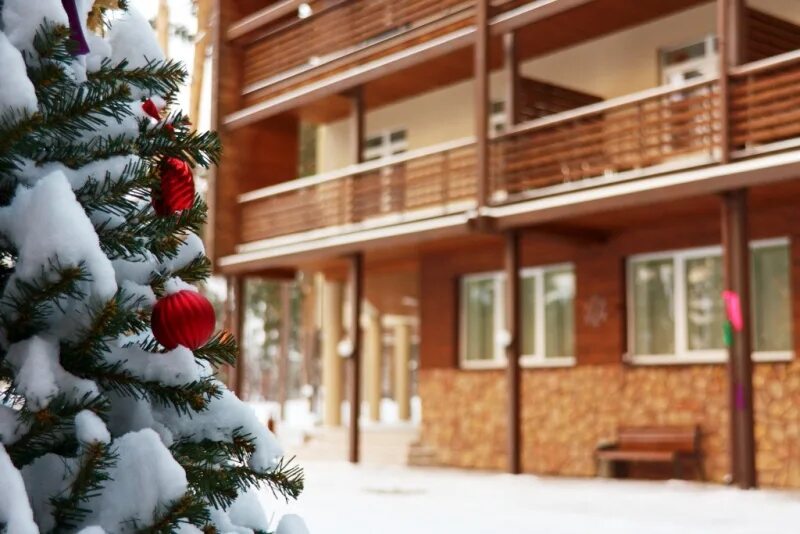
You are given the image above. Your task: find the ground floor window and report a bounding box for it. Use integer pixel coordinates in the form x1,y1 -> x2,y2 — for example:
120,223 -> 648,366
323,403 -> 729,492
627,238 -> 792,363
460,265 -> 575,368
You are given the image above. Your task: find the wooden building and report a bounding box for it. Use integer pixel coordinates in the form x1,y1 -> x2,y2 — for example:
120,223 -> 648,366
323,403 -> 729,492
210,0 -> 800,488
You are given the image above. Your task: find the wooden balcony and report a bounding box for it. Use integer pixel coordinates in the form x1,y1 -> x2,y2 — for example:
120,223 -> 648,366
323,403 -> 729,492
238,139 -> 477,246
233,49 -> 800,249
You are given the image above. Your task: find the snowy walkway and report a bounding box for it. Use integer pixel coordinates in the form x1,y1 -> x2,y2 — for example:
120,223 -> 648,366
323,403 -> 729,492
269,461 -> 800,534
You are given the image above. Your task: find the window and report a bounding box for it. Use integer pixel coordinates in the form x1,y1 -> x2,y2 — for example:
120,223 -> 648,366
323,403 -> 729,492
490,101 -> 507,135
460,265 -> 576,368
363,128 -> 407,162
627,239 -> 792,363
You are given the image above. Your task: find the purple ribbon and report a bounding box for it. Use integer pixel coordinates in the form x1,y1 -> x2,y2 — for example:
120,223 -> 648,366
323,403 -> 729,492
735,383 -> 746,411
61,0 -> 90,55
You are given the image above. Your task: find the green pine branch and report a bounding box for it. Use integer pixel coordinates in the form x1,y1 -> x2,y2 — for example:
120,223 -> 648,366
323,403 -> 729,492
192,332 -> 238,368
7,394 -> 110,468
0,260 -> 90,343
49,440 -> 118,533
135,492 -> 210,534
89,58 -> 188,97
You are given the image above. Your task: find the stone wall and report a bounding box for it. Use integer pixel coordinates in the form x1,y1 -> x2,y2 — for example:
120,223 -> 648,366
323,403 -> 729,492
419,360 -> 800,487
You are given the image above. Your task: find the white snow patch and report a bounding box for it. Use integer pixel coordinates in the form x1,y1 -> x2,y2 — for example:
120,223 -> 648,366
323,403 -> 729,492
228,489 -> 270,533
6,336 -> 98,410
276,514 -> 309,534
154,388 -> 283,472
0,32 -> 37,115
80,429 -> 188,532
0,171 -> 117,304
164,277 -> 198,295
108,8 -> 164,99
0,444 -> 37,534
75,410 -> 110,444
106,343 -> 205,387
1,0 -> 68,55
77,527 -> 106,534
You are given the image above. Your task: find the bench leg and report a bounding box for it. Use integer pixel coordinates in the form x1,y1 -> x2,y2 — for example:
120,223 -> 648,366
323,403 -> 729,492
695,455 -> 706,482
674,457 -> 683,480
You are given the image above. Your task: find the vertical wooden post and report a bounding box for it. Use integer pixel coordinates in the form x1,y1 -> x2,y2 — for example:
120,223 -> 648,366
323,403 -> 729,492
393,321 -> 412,422
721,190 -> 757,489
348,253 -> 365,463
322,279 -> 344,426
475,0 -> 490,210
157,0 -> 170,57
227,275 -> 247,399
365,310 -> 382,422
349,86 -> 366,165
278,281 -> 291,421
190,0 -> 211,128
503,31 -> 522,127
717,0 -> 746,164
505,230 -> 522,474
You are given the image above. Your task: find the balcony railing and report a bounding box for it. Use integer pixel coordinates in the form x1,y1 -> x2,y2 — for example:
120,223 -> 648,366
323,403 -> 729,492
239,139 -> 476,244
237,52 -> 800,246
241,0 -> 472,95
730,49 -> 800,157
490,78 -> 719,202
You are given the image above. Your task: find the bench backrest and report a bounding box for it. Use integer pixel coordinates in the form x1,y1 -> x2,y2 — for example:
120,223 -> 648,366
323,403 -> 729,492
617,425 -> 699,453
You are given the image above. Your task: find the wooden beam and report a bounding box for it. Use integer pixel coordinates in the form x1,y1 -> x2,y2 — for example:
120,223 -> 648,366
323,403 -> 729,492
504,230 -> 522,474
157,0 -> 170,57
475,0 -> 490,211
349,87 -> 366,165
347,253 -> 364,463
227,275 -> 247,398
227,0 -> 305,41
718,0 -> 746,164
503,31 -> 522,126
190,0 -> 212,129
721,189 -> 757,489
278,281 -> 291,421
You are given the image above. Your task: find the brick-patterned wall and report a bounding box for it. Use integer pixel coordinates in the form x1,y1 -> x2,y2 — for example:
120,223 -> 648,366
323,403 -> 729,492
754,360 -> 800,486
420,362 -> 800,487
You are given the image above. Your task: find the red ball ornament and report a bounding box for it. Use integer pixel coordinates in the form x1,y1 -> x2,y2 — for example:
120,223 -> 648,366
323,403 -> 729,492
153,157 -> 195,216
152,290 -> 216,350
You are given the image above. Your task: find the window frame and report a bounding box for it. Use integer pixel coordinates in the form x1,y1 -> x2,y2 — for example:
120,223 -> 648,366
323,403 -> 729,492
459,264 -> 577,370
362,128 -> 408,162
625,237 -> 793,365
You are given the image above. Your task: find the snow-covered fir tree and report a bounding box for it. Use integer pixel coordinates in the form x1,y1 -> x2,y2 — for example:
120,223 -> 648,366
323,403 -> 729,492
0,1 -> 306,532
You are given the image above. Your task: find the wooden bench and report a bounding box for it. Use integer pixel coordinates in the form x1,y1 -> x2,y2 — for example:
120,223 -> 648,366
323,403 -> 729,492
595,425 -> 704,480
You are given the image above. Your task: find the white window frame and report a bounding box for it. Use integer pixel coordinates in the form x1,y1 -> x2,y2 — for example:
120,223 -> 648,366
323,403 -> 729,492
362,128 -> 408,162
519,264 -> 576,368
459,264 -> 576,370
625,237 -> 793,366
459,272 -> 505,370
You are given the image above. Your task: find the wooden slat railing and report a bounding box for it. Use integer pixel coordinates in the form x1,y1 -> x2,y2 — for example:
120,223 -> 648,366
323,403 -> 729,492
489,78 -> 720,201
239,139 -> 476,243
730,49 -> 800,156
241,0 -> 471,89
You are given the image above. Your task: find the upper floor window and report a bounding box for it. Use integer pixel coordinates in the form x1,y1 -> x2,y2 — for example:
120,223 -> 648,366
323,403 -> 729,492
363,128 -> 408,162
627,239 -> 791,364
460,265 -> 575,369
659,35 -> 718,85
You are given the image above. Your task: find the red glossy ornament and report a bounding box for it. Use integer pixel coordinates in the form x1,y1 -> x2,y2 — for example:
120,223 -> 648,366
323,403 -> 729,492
153,157 -> 195,216
152,290 -> 216,350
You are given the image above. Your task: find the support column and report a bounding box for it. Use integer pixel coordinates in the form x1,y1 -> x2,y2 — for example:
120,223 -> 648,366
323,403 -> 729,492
349,86 -> 366,165
278,281 -> 291,421
365,310 -> 382,422
348,253 -> 365,463
721,189 -> 756,489
503,31 -> 522,127
504,230 -> 522,474
322,279 -> 344,427
156,0 -> 170,57
717,0 -> 746,163
474,0 -> 490,211
393,322 -> 412,422
227,276 -> 247,399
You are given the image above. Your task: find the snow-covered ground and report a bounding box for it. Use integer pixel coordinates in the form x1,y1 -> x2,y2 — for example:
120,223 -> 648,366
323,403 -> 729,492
266,461 -> 800,534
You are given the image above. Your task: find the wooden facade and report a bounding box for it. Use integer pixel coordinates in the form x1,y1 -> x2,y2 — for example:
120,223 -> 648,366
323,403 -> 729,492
212,0 -> 800,489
